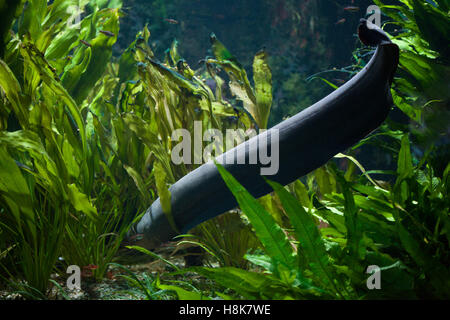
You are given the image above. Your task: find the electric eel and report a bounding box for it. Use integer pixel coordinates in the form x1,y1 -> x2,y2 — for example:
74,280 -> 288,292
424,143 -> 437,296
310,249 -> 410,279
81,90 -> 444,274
127,28 -> 400,250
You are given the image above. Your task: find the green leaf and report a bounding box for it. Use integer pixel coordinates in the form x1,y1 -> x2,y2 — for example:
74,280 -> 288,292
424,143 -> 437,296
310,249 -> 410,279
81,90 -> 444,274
45,27 -> 79,60
122,113 -> 175,182
253,50 -> 272,129
266,180 -> 342,297
123,164 -> 150,204
156,276 -> 209,300
292,180 -> 310,208
61,47 -> 93,93
0,130 -> 60,184
335,172 -> 365,269
0,146 -> 35,238
397,135 -> 413,180
154,161 -> 178,233
126,245 -> 180,271
391,89 -> 422,122
411,0 -> 450,58
0,58 -> 27,127
244,253 -> 273,272
146,58 -> 201,94
314,166 -> 336,195
314,77 -> 339,90
68,7 -> 120,103
20,42 -> 87,153
189,266 -> 280,299
210,33 -> 242,68
67,183 -> 97,220
18,0 -> 46,40
215,162 -> 296,270
0,0 -> 24,58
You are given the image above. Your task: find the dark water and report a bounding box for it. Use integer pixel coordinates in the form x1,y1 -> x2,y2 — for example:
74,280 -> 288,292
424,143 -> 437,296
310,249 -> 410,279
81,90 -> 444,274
118,0 -> 378,125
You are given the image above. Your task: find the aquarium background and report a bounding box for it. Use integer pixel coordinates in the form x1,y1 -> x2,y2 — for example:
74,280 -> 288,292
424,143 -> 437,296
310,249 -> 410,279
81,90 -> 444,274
118,0 -> 379,126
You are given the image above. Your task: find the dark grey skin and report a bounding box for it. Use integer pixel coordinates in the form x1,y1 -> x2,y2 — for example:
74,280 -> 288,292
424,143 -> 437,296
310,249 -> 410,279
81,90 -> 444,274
126,34 -> 399,250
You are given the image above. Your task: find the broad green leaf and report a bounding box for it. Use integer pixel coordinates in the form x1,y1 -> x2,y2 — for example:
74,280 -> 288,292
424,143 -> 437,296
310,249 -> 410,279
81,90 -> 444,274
244,253 -> 273,272
122,113 -> 175,182
395,222 -> 450,297
0,0 -> 24,57
68,8 -> 120,103
45,27 -> 79,60
20,42 -> 87,153
61,47 -> 93,93
314,166 -> 336,195
146,58 -> 201,94
169,39 -> 181,66
67,183 -> 97,220
154,161 -> 178,233
266,180 -> 341,297
0,58 -> 27,126
253,50 -> 272,129
0,147 -> 35,238
215,162 -> 296,270
397,135 -> 413,180
155,276 -> 209,300
123,164 -> 150,205
198,100 -> 236,117
0,130 -> 60,180
411,0 -> 450,58
118,41 -> 138,83
210,33 -> 242,68
292,180 -> 310,208
335,172 -> 365,269
18,0 -> 46,40
189,266 -> 279,299
229,80 -> 255,112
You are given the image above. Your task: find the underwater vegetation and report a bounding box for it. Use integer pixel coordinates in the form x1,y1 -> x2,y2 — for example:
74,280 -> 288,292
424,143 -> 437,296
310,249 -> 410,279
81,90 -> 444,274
0,0 -> 448,300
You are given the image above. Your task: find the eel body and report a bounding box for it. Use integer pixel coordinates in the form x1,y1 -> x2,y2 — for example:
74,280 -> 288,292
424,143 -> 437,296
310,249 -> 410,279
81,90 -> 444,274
129,40 -> 399,249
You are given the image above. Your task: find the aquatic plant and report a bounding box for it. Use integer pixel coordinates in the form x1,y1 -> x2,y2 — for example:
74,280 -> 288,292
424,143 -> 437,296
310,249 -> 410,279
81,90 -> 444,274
0,0 -> 448,301
374,0 -> 449,146
156,137 -> 448,299
114,1 -> 449,301
0,0 -> 265,297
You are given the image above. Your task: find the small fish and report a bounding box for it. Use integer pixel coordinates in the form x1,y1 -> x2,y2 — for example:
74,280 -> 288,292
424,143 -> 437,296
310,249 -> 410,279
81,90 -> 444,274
164,18 -> 179,24
99,30 -> 115,37
14,160 -> 33,171
343,6 -> 359,13
81,269 -> 93,278
333,78 -> 346,84
79,39 -> 91,47
106,271 -> 116,280
81,265 -> 98,278
318,219 -> 330,229
127,233 -> 144,242
335,18 -> 346,25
